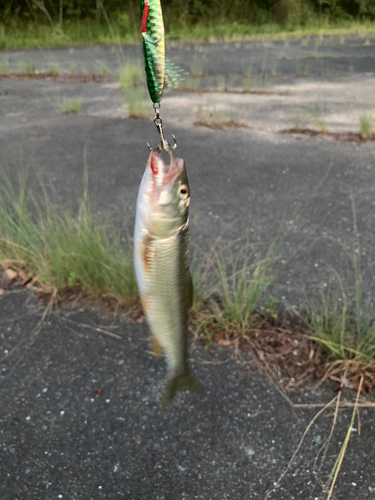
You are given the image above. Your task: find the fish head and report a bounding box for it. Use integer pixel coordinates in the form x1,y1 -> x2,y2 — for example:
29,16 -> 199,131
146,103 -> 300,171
137,150 -> 190,237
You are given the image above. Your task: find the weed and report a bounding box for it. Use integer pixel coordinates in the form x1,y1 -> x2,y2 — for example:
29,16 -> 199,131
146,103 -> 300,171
300,36 -> 310,47
96,63 -> 109,76
217,75 -> 226,92
292,113 -> 301,131
314,117 -> 328,133
194,101 -> 248,130
49,62 -> 59,76
183,75 -> 201,91
190,57 -> 204,78
295,198 -> 375,365
242,76 -> 254,93
123,87 -> 149,119
58,97 -> 82,114
0,169 -> 138,305
0,58 -> 9,74
18,58 -> 36,75
210,240 -> 281,334
190,245 -> 216,314
70,64 -> 76,75
119,62 -> 143,89
306,103 -> 328,133
264,294 -> 279,318
359,111 -> 373,139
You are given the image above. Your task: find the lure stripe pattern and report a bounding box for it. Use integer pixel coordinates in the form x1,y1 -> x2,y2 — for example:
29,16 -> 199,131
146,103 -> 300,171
141,0 -> 165,104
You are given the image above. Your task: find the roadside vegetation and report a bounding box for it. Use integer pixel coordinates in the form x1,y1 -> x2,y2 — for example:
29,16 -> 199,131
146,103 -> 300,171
58,97 -> 82,114
194,102 -> 250,130
1,1 -> 375,49
123,86 -> 149,119
1,165 -> 374,393
359,111 -> 373,139
48,62 -> 59,76
18,58 -> 36,74
0,169 -> 138,305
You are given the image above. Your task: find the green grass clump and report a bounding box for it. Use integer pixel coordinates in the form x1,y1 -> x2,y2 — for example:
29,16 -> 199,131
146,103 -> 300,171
123,87 -> 149,119
190,57 -> 205,78
242,75 -> 255,92
302,282 -> 375,361
297,197 -> 375,363
359,111 -> 373,139
58,97 -> 82,114
182,75 -> 201,91
194,101 -> 249,130
211,241 -> 280,334
49,62 -> 59,76
96,63 -> 109,76
18,58 -> 36,75
0,170 -> 138,305
119,63 -> 143,89
0,58 -> 9,74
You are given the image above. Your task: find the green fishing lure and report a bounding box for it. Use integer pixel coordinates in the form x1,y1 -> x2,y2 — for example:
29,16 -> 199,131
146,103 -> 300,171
141,0 -> 186,105
141,0 -> 165,104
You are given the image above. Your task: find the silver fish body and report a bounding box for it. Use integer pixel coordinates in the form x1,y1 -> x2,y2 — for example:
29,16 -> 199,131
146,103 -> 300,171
134,150 -> 202,406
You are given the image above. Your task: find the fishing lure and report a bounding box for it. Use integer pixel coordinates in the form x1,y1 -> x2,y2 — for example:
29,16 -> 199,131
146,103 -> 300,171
141,0 -> 165,105
141,0 -> 186,152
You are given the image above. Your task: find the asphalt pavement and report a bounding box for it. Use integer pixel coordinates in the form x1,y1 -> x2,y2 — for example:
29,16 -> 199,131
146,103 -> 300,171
1,36 -> 375,499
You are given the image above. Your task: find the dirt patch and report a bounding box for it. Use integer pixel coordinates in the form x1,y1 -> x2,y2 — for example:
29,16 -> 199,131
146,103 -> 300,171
0,72 -> 115,83
198,309 -> 374,395
282,127 -> 375,143
173,88 -> 272,96
194,119 -> 251,130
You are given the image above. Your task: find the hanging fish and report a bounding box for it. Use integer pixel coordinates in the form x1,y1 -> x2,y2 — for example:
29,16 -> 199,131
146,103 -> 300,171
141,0 -> 186,105
134,148 -> 203,407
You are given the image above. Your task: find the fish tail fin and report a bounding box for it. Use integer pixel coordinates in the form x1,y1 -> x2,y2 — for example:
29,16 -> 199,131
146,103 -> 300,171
160,370 -> 203,408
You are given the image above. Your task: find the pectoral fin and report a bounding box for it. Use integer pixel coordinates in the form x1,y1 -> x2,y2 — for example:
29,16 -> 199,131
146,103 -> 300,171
150,334 -> 163,358
141,234 -> 152,272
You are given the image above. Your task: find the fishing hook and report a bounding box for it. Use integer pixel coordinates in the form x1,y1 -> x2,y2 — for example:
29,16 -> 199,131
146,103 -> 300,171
149,103 -> 177,154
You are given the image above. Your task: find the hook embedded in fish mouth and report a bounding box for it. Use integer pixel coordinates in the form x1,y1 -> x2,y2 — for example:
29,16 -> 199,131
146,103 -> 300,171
147,135 -> 177,173
148,102 -> 177,157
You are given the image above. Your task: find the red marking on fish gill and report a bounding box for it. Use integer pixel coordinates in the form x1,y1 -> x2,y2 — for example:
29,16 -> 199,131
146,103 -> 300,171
141,0 -> 150,33
150,153 -> 158,175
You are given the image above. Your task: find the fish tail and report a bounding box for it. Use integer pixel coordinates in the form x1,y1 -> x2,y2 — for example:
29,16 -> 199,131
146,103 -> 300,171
160,369 -> 203,408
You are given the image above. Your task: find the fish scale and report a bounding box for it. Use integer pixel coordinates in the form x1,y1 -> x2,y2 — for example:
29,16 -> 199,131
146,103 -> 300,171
144,225 -> 191,374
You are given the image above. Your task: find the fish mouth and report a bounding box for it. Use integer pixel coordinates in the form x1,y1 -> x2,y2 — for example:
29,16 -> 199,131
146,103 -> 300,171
148,151 -> 185,184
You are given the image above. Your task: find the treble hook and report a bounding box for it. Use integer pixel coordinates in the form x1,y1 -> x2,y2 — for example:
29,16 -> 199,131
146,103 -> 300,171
145,103 -> 177,154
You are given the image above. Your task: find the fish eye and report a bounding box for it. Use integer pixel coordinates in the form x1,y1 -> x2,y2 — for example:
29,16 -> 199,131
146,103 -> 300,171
179,185 -> 189,198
